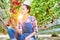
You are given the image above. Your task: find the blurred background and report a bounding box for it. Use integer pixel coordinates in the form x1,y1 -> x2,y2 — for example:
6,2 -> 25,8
0,0 -> 60,40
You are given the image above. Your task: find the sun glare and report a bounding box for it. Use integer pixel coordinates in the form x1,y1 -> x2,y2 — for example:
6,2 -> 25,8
18,14 -> 23,20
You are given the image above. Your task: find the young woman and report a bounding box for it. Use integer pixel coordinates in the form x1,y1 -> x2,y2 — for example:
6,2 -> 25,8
7,4 -> 38,40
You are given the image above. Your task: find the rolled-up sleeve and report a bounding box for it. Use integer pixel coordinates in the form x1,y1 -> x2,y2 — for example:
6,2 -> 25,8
31,17 -> 38,33
18,21 -> 22,29
18,21 -> 22,34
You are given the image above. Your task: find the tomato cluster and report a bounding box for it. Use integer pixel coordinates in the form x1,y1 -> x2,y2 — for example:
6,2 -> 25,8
12,0 -> 21,5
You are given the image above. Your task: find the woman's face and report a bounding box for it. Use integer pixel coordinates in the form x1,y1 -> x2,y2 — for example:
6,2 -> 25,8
20,5 -> 29,14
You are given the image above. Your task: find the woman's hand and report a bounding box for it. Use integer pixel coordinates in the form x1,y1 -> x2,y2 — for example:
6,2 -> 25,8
10,18 -> 17,29
25,32 -> 37,40
25,36 -> 30,40
11,22 -> 17,29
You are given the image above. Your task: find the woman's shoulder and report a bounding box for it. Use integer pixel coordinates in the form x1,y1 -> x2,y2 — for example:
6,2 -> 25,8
29,16 -> 37,22
29,16 -> 36,19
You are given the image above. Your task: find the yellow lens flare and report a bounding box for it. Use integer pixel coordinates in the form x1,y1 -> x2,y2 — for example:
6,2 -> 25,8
18,14 -> 23,20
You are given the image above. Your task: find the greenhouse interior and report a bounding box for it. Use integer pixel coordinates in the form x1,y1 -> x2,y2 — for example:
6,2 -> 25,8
0,0 -> 60,40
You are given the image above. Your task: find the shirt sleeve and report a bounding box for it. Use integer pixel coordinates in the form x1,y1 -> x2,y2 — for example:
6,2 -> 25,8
18,21 -> 22,29
18,21 -> 22,34
31,16 -> 38,33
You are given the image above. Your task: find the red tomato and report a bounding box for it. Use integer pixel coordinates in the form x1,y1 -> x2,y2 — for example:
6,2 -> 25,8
51,19 -> 54,23
6,22 -> 10,26
11,8 -> 16,14
12,1 -> 16,5
16,1 -> 21,5
44,26 -> 47,28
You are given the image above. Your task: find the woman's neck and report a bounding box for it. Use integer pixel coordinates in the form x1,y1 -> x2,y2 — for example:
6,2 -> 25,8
21,13 -> 29,21
24,13 -> 29,18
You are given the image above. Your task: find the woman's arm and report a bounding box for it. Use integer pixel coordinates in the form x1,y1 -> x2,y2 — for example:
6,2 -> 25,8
25,31 -> 37,40
10,18 -> 22,34
25,16 -> 38,40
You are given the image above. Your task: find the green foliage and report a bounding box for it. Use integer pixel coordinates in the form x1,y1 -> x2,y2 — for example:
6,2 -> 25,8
0,0 -> 10,19
52,33 -> 59,37
30,0 -> 60,26
38,24 -> 60,34
0,0 -> 60,27
0,0 -> 24,19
